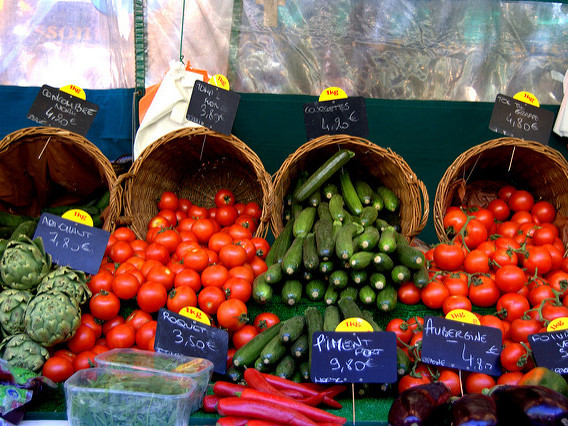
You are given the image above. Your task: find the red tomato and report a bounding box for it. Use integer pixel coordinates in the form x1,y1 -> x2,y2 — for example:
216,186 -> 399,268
174,240 -> 199,259
442,295 -> 472,315
201,264 -> 230,288
227,224 -> 253,241
532,223 -> 559,246
102,315 -> 125,336
496,293 -> 530,323
125,310 -> 153,331
112,272 -> 141,300
228,265 -> 255,284
397,374 -> 430,394
158,191 -> 179,211
522,245 -> 553,276
495,265 -> 526,294
244,202 -> 262,220
183,248 -> 210,272
490,247 -> 518,269
191,218 -> 216,244
511,210 -> 534,226
420,280 -> 449,309
42,356 -> 74,383
167,286 -> 198,313
508,190 -> 534,212
158,209 -> 178,227
148,215 -> 170,230
89,291 -> 121,321
250,237 -> 270,260
219,244 -> 248,268
113,227 -> 137,243
433,243 -> 465,271
543,243 -> 563,271
177,217 -> 196,234
253,312 -> 280,333
498,185 -> 517,201
488,198 -> 511,222
177,198 -> 192,213
189,205 -> 209,220
470,207 -> 494,231
137,281 -> 168,313
386,318 -> 413,345
442,274 -> 469,297
135,320 -> 157,349
216,205 -> 239,227
88,270 -> 114,294
397,282 -> 421,305
500,342 -> 529,372
234,215 -> 257,234
497,371 -> 524,386
546,270 -> 568,297
153,229 -> 181,254
528,283 -> 555,308
476,240 -> 496,257
145,242 -> 171,265
106,323 -> 136,349
105,234 -> 117,258
223,277 -> 252,303
197,286 -> 226,315
174,268 -> 201,292
146,265 -> 175,291
73,350 -> 97,371
457,219 -> 487,249
108,240 -> 134,264
208,232 -> 233,253
479,315 -> 508,342
214,189 -> 236,207
249,256 -> 268,277
232,324 -> 258,349
463,249 -> 490,274
531,200 -> 556,223
509,318 -> 542,343
80,313 -> 103,339
67,325 -> 96,354
443,208 -> 468,237
92,343 -> 110,355
437,369 -> 461,397
464,372 -> 495,394
468,276 -> 500,308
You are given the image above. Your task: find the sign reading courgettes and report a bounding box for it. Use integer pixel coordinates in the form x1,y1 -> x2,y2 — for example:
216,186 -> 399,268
303,97 -> 369,140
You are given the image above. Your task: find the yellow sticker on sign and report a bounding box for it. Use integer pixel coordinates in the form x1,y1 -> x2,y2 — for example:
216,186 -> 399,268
547,317 -> 568,332
61,209 -> 93,227
513,91 -> 540,107
335,317 -> 374,332
178,306 -> 211,325
445,309 -> 480,326
319,87 -> 348,101
208,74 -> 230,91
60,84 -> 86,100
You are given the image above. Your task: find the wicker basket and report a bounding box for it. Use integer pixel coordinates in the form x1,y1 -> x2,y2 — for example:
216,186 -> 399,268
434,137 -> 568,245
271,135 -> 429,239
123,127 -> 273,240
0,127 -> 121,232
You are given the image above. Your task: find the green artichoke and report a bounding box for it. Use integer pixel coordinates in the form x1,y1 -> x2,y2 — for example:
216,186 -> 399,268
0,333 -> 50,372
36,266 -> 92,305
24,290 -> 81,347
0,236 -> 52,291
0,289 -> 33,336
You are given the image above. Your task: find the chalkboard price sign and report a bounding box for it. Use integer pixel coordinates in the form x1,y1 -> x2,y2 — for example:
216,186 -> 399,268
421,316 -> 502,376
154,308 -> 229,375
186,80 -> 241,135
304,97 -> 369,140
27,85 -> 99,136
528,330 -> 568,375
33,213 -> 109,275
310,331 -> 397,384
488,93 -> 554,145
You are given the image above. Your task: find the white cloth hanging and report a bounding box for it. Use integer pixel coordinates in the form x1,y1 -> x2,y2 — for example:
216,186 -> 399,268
133,61 -> 204,159
553,68 -> 568,138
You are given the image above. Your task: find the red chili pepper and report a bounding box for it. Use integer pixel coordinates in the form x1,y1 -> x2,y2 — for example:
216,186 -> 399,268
217,396 -> 318,426
281,389 -> 306,399
213,381 -> 248,397
243,368 -> 289,398
245,420 -> 284,426
239,388 -> 347,424
215,417 -> 249,426
260,372 -> 344,409
202,394 -> 221,413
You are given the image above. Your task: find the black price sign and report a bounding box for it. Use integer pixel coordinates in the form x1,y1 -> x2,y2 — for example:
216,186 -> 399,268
154,308 -> 229,375
33,213 -> 109,275
529,329 -> 568,375
27,85 -> 99,136
303,97 -> 369,140
488,93 -> 554,145
186,80 -> 240,135
421,316 -> 502,376
310,331 -> 397,384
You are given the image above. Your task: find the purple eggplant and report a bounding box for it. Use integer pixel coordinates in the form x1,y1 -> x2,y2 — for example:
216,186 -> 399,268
451,393 -> 497,426
388,381 -> 452,426
491,384 -> 568,426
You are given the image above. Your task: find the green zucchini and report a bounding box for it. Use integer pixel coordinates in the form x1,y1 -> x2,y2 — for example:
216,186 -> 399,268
359,206 -> 379,227
302,270 -> 313,282
376,285 -> 398,312
305,279 -> 326,301
340,286 -> 358,301
305,306 -> 323,370
308,190 -> 321,207
339,169 -> 363,216
349,251 -> 375,270
293,149 -> 355,202
275,354 -> 296,379
260,333 -> 287,366
252,274 -> 273,304
397,346 -> 412,376
317,202 -> 333,223
10,220 -> 38,240
232,322 -> 284,368
329,269 -> 349,289
371,190 -> 385,211
302,233 -> 319,271
299,361 -> 311,381
281,236 -> 305,276
356,226 -> 380,251
369,272 -> 387,291
329,193 -> 347,222
322,182 -> 339,200
291,334 -> 309,359
373,252 -> 394,272
350,269 -> 368,286
265,218 -> 295,266
226,366 -> 244,383
314,219 -> 335,261
0,212 -> 34,228
293,207 -> 317,238
291,203 -> 303,220
319,260 -> 334,275
358,285 -> 377,305
396,244 -> 426,270
378,228 -> 397,253
375,218 -> 390,232
335,222 -> 358,260
338,296 -> 364,319
279,315 -> 306,344
323,305 -> 341,332
254,356 -> 270,372
376,186 -> 400,212
412,267 -> 430,289
281,280 -> 303,306
265,263 -> 283,284
324,283 -> 339,305
354,180 -> 374,205
391,264 -> 412,284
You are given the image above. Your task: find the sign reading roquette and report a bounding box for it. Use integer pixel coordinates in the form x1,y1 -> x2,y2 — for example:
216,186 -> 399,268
27,85 -> 99,136
421,316 -> 502,376
154,308 -> 229,375
310,331 -> 397,384
528,329 -> 568,375
33,213 -> 109,275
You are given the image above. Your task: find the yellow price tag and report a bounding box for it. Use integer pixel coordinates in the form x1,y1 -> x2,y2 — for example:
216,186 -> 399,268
335,317 -> 374,332
208,74 -> 230,91
547,317 -> 568,332
61,209 -> 93,227
319,87 -> 348,102
178,306 -> 211,325
445,309 -> 480,326
60,84 -> 86,100
513,91 -> 540,107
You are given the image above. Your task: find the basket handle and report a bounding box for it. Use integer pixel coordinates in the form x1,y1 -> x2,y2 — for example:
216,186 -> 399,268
112,172 -> 136,228
415,178 -> 430,234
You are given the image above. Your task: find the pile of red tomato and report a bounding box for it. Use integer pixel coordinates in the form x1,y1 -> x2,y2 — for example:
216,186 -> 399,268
386,185 -> 568,396
42,189 -> 273,383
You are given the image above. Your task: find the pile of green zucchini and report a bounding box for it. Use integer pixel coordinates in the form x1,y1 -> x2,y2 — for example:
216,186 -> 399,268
254,149 -> 427,314
229,298 -> 382,382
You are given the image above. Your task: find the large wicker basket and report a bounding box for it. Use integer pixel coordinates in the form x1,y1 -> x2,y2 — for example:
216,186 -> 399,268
0,127 -> 121,232
434,137 -> 568,245
271,135 -> 429,239
122,127 -> 273,240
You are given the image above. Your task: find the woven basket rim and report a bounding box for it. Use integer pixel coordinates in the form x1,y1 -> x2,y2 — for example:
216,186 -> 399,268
271,134 -> 429,239
0,126 -> 121,232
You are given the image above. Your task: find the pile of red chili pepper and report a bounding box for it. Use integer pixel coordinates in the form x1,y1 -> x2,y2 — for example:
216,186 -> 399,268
203,368 -> 347,425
